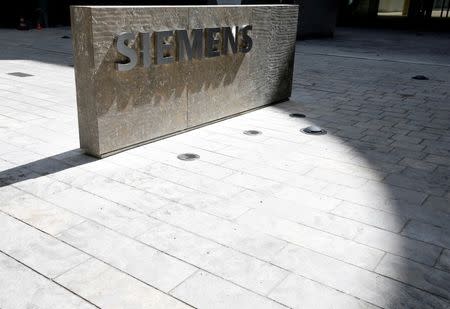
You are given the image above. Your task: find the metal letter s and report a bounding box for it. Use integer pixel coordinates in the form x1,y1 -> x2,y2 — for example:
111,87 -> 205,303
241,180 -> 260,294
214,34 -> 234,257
115,32 -> 138,71
240,25 -> 253,53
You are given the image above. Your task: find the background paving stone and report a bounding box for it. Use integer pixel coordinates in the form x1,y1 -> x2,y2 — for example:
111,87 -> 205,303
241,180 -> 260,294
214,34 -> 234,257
376,253 -> 450,300
331,201 -> 408,233
0,192 -> 84,235
354,224 -> 442,266
171,271 -> 287,309
56,258 -> 192,309
237,209 -> 384,270
57,221 -> 197,292
0,252 -> 94,309
272,244 -> 449,309
46,187 -> 161,237
268,273 -> 379,309
436,249 -> 450,272
0,212 -> 89,279
138,222 -> 289,295
152,203 -> 288,262
402,220 -> 450,249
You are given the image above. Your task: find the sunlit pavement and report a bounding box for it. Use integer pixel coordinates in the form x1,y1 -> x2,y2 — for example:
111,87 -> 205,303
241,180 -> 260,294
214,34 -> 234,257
0,27 -> 450,308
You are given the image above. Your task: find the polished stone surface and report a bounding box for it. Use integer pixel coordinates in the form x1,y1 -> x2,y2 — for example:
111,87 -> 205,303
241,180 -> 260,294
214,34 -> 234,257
71,5 -> 298,157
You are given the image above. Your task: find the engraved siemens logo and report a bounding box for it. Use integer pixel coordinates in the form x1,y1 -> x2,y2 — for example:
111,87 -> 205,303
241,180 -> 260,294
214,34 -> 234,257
114,26 -> 253,71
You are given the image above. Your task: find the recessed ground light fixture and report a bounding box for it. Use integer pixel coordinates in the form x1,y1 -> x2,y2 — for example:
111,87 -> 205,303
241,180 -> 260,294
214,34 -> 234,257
289,113 -> 306,118
243,130 -> 262,136
8,72 -> 33,77
301,126 -> 327,135
61,35 -> 71,39
412,75 -> 429,80
177,153 -> 200,161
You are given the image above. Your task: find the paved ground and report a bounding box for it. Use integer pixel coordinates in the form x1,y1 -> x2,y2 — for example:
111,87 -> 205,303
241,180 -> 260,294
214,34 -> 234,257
0,27 -> 450,309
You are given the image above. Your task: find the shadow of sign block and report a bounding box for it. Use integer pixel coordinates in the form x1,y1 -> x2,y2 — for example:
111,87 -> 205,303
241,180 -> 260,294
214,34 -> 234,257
71,5 -> 298,158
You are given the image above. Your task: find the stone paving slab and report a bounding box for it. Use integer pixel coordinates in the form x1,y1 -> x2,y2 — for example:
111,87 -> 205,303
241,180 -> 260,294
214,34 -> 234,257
0,252 -> 94,309
0,27 -> 450,308
0,212 -> 89,279
56,258 -> 192,309
170,271 -> 286,309
139,222 -> 289,296
268,273 -> 379,309
57,220 -> 197,293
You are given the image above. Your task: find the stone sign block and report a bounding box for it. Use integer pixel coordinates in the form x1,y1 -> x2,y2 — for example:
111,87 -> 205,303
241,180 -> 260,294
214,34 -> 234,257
71,5 -> 298,157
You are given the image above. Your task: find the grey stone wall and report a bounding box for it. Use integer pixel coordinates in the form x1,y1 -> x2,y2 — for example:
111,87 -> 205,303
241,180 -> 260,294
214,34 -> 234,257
71,5 -> 298,157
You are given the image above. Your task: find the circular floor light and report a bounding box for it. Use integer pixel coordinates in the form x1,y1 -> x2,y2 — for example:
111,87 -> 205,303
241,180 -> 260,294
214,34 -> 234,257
177,153 -> 200,161
412,75 -> 429,80
289,113 -> 306,118
243,130 -> 262,136
301,126 -> 327,135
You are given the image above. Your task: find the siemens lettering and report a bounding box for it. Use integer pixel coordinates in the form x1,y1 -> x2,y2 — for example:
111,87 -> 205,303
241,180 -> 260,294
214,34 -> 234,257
115,25 -> 253,71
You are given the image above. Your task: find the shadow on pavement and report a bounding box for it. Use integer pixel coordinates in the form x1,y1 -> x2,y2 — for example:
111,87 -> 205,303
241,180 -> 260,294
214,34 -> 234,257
0,149 -> 96,187
0,27 -> 73,67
